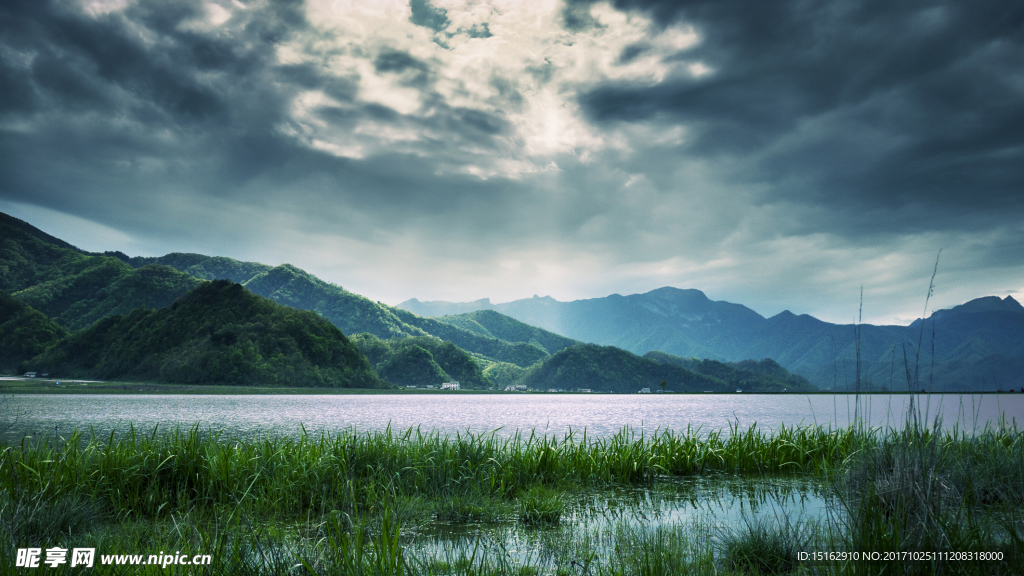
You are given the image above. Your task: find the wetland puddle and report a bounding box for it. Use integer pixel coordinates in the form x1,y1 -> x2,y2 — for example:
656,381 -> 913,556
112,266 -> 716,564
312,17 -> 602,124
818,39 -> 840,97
406,476 -> 833,569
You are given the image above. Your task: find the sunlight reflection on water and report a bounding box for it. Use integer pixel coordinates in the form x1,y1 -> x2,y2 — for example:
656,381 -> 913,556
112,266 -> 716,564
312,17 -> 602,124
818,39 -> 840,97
4,392 -> 1020,441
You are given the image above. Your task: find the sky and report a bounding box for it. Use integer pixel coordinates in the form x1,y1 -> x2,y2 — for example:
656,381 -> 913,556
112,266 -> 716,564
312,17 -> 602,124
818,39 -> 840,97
1,0 -> 1022,325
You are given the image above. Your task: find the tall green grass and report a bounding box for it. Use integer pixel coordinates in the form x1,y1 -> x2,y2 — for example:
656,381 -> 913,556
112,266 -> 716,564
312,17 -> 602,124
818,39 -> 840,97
0,423 -> 864,523
1,422 -> 1021,575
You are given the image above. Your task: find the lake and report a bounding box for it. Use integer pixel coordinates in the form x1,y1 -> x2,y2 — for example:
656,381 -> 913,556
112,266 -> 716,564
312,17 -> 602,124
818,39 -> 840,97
4,392 -> 1021,441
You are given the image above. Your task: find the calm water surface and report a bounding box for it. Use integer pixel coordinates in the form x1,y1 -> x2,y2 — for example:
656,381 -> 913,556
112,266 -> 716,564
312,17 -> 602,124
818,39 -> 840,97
4,393 -> 1021,441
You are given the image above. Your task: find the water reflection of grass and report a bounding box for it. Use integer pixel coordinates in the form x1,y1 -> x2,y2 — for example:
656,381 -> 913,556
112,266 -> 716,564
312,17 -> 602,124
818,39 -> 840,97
0,422 -> 1021,574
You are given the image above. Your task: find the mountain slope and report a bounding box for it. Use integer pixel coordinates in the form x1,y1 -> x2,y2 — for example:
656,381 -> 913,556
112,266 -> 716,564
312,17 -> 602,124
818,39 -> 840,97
433,309 -> 579,355
121,252 -> 555,368
243,264 -> 427,340
123,253 -> 272,284
15,262 -> 204,330
352,333 -> 490,388
519,344 -> 726,393
26,280 -> 384,388
399,289 -> 1024,392
644,351 -> 816,393
1,212 -> 101,294
0,290 -> 68,371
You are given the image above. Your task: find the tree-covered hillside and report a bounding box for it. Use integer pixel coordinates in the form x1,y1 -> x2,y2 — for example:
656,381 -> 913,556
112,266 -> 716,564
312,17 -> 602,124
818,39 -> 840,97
643,351 -> 817,393
16,262 -> 203,330
243,264 -> 427,340
400,287 -> 1024,392
126,257 -> 553,368
434,309 -> 579,354
122,252 -> 272,284
26,281 -> 384,388
2,213 -> 205,330
389,307 -> 549,368
352,334 -> 490,389
1,212 -> 103,294
0,290 -> 68,371
519,344 -> 726,393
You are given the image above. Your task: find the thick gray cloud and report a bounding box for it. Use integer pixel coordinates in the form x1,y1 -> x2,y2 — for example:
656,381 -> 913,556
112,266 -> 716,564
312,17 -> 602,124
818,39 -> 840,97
0,0 -> 1021,325
575,0 -> 1024,225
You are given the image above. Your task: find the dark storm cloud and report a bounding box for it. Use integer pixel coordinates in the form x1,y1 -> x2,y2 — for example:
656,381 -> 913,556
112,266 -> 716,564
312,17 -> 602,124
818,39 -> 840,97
460,23 -> 492,39
409,0 -> 450,33
0,0 -> 532,248
574,0 -> 1024,223
0,0 -> 299,135
617,42 -> 650,65
561,1 -> 600,32
374,49 -> 429,74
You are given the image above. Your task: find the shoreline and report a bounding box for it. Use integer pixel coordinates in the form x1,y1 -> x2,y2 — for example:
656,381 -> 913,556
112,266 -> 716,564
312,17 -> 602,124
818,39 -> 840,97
0,377 -> 1010,395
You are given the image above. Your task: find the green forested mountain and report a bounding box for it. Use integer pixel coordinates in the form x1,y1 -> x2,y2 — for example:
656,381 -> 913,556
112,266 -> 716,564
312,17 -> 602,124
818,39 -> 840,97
1,212 -> 102,293
242,264 -> 426,340
16,262 -> 203,330
26,280 -> 384,388
2,214 -> 557,377
352,334 -> 490,388
643,351 -> 817,393
519,344 -> 725,393
120,252 -> 553,368
388,307 -> 549,368
433,309 -> 579,355
1,213 -> 204,331
400,288 -> 1024,392
472,357 -> 528,389
0,290 -> 68,371
121,252 -> 272,284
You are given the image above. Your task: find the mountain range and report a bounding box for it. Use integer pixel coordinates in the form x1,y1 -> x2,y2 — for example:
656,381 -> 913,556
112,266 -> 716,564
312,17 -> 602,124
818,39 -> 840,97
3,211 -> 814,392
400,288 -> 1024,392
4,210 -> 1018,392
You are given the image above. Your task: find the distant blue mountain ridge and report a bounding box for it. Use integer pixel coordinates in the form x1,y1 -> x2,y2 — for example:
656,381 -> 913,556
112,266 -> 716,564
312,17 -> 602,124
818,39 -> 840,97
399,289 -> 1024,392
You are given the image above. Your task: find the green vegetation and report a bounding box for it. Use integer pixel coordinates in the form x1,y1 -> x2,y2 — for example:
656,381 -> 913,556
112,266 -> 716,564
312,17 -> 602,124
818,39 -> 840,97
15,262 -> 203,331
152,258 -> 556,368
645,351 -> 818,393
435,309 -> 579,355
390,307 -> 551,368
353,333 -> 490,389
1,213 -> 205,331
473,356 -> 529,389
518,486 -> 565,526
0,212 -> 93,293
0,290 -> 67,371
3,211 -> 825,393
519,344 -> 727,393
0,421 -> 1019,574
244,264 -> 429,340
24,280 -> 384,388
123,252 -> 273,284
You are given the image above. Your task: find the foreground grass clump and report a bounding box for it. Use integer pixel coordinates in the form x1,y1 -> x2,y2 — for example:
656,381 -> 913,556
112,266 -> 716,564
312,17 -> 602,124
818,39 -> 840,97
832,423 -> 1024,575
0,423 -> 859,520
518,486 -> 565,526
719,515 -> 815,575
0,422 -> 1021,575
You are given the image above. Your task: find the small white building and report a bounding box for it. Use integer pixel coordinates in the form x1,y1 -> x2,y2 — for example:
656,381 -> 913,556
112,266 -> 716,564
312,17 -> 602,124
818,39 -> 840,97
639,387 -> 651,394
504,384 -> 528,392
441,381 -> 460,390
23,372 -> 37,378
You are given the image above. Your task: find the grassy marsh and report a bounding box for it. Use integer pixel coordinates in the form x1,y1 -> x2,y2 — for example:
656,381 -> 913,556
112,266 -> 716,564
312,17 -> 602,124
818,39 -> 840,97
0,421 -> 1021,575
